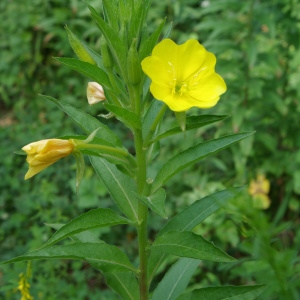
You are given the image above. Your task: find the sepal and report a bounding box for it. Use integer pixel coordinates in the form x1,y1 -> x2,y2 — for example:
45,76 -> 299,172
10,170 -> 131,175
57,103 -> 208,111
175,111 -> 186,132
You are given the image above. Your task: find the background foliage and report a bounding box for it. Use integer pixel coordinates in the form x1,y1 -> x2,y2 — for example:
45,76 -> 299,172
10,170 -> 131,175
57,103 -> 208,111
1,0 -> 299,299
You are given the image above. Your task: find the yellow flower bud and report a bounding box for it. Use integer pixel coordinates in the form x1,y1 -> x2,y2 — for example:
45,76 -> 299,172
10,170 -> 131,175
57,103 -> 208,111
22,139 -> 74,179
87,82 -> 106,105
248,174 -> 271,209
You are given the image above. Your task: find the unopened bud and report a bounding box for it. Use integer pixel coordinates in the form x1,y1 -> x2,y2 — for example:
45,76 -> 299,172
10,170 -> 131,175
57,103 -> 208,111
127,39 -> 142,85
100,36 -> 113,69
87,82 -> 106,105
65,26 -> 96,65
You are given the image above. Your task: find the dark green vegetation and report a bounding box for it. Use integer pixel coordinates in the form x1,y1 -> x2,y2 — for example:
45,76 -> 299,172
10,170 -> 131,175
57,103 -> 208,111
1,0 -> 299,299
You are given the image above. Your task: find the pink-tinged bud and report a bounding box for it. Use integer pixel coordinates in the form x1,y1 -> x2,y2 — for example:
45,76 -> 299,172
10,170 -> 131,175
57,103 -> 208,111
86,82 -> 106,105
22,139 -> 74,179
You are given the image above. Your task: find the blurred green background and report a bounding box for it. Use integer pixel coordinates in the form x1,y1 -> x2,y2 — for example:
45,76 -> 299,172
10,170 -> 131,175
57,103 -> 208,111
1,0 -> 299,299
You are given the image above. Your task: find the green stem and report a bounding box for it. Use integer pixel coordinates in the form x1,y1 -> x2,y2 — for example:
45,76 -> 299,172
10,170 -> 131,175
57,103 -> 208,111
137,201 -> 148,300
130,72 -> 149,298
135,127 -> 149,300
75,143 -> 128,156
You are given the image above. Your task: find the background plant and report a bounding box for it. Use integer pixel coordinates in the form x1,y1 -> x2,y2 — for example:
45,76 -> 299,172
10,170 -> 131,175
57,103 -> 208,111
1,0 -> 299,299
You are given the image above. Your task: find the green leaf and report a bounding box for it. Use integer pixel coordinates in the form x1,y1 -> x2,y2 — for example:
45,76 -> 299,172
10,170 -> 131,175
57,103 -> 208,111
177,285 -> 266,300
140,18 -> 166,61
14,150 -> 26,155
88,5 -> 127,77
105,272 -> 140,300
175,111 -> 186,132
148,187 -> 243,284
90,156 -> 139,221
2,243 -> 136,273
73,150 -> 85,193
41,208 -> 131,249
142,100 -> 165,138
104,103 -> 141,130
151,132 -> 254,193
152,115 -> 228,143
128,1 -> 144,43
45,223 -> 104,244
151,258 -> 200,300
151,231 -> 235,263
55,57 -> 111,89
102,0 -> 119,31
163,22 -> 173,39
133,188 -> 166,219
42,95 -> 122,147
65,26 -> 96,65
159,187 -> 244,236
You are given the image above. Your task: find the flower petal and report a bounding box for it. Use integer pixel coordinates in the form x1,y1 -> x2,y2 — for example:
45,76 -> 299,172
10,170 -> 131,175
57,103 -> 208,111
22,139 -> 74,179
24,162 -> 54,180
176,39 -> 208,82
189,73 -> 227,102
141,38 -> 227,112
141,56 -> 171,87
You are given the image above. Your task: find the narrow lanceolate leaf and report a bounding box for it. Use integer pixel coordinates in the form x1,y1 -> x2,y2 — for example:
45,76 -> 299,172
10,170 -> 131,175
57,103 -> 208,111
88,5 -> 127,77
102,0 -> 119,31
151,132 -> 254,193
151,258 -> 200,300
40,208 -> 131,249
177,284 -> 266,300
142,100 -> 165,138
104,103 -> 142,130
133,188 -> 167,219
159,187 -> 244,236
148,188 -> 243,283
151,231 -> 235,263
45,223 -> 104,244
152,115 -> 228,143
105,272 -> 140,300
140,18 -> 166,61
128,1 -> 149,43
2,243 -> 137,273
55,57 -> 111,89
90,156 -> 139,222
42,95 -> 122,147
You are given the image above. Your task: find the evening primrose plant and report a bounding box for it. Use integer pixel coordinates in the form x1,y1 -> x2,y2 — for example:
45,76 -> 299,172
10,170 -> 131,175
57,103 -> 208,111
3,1 -> 264,299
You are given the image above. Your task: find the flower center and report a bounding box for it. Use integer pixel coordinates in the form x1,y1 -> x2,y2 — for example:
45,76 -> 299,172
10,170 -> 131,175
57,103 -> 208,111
168,62 -> 190,97
174,82 -> 188,96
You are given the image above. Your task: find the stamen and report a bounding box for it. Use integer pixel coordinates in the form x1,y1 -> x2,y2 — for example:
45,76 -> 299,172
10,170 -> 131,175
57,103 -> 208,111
189,66 -> 207,87
168,62 -> 177,95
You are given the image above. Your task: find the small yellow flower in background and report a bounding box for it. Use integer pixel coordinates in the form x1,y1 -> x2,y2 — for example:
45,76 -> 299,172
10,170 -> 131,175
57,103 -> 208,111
18,273 -> 33,300
87,82 -> 106,105
248,174 -> 271,209
22,139 -> 74,179
17,262 -> 33,300
141,39 -> 227,112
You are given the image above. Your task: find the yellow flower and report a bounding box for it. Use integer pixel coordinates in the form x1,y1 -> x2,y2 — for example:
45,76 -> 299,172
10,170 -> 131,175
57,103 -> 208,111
248,174 -> 271,209
87,82 -> 106,105
18,273 -> 33,300
141,39 -> 227,112
22,139 -> 74,180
